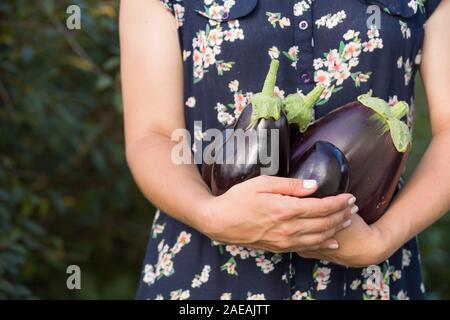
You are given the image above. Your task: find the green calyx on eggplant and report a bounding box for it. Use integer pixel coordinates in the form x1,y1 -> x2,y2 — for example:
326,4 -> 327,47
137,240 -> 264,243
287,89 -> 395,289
289,91 -> 412,224
282,85 -> 325,133
357,93 -> 411,153
203,60 -> 290,196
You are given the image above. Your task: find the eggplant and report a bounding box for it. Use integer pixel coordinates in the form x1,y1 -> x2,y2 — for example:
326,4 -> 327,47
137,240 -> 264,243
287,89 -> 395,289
201,128 -> 227,189
290,141 -> 350,198
286,93 -> 412,224
203,60 -> 290,196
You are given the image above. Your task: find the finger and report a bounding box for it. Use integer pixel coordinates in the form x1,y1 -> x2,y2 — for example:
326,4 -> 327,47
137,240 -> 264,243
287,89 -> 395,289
284,193 -> 356,219
251,175 -> 319,198
292,225 -> 341,248
257,235 -> 339,254
284,205 -> 357,235
236,243 -> 271,253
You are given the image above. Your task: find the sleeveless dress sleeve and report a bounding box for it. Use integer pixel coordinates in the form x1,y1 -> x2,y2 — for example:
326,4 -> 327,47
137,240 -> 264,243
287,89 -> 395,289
425,0 -> 442,20
159,0 -> 175,15
158,0 -> 184,28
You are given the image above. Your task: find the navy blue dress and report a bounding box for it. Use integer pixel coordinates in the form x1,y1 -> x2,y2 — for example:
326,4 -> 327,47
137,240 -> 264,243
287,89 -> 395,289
136,0 -> 441,300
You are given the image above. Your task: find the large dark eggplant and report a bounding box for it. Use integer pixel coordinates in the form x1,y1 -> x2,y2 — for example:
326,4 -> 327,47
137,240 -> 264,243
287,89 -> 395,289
287,93 -> 412,224
202,60 -> 290,196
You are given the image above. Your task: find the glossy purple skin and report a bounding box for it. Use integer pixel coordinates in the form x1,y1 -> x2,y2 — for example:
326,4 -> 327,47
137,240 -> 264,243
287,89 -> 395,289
290,141 -> 350,198
290,101 -> 410,224
203,104 -> 290,196
201,129 -> 227,188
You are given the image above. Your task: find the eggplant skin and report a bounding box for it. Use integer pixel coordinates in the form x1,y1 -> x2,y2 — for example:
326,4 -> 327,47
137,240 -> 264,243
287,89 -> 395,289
209,104 -> 290,196
290,101 -> 410,224
201,104 -> 255,188
290,141 -> 350,198
201,129 -> 228,189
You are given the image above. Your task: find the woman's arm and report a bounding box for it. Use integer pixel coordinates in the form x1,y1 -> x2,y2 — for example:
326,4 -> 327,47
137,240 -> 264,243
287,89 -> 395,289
376,0 -> 450,252
119,0 -> 356,252
298,1 -> 450,267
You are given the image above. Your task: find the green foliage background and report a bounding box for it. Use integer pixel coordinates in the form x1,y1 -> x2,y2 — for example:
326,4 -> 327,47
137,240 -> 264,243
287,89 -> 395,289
0,0 -> 448,299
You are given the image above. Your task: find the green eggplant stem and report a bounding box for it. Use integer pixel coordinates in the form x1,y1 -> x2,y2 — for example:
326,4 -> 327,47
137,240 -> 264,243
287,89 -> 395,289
262,60 -> 280,97
357,94 -> 412,153
303,85 -> 325,110
248,60 -> 283,127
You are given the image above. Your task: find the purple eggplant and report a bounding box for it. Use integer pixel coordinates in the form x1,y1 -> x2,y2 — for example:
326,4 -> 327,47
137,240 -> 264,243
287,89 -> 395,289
290,141 -> 350,198
286,93 -> 412,224
203,60 -> 290,196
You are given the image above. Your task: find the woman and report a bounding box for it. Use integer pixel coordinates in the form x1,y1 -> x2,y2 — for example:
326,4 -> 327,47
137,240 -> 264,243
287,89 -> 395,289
120,0 -> 450,300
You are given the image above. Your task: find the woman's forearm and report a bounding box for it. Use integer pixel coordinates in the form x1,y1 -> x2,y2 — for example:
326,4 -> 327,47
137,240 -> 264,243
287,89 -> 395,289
374,128 -> 450,252
126,132 -> 213,232
375,2 -> 450,254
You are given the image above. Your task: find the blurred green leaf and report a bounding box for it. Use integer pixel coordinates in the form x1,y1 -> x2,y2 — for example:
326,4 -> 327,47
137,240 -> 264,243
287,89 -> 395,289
103,56 -> 120,71
95,76 -> 113,90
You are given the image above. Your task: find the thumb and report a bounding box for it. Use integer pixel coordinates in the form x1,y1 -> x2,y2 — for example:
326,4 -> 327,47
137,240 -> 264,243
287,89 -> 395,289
251,175 -> 318,197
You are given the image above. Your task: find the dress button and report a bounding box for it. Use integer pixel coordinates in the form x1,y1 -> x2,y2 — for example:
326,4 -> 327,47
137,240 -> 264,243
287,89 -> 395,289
298,20 -> 309,30
221,11 -> 229,20
300,73 -> 312,84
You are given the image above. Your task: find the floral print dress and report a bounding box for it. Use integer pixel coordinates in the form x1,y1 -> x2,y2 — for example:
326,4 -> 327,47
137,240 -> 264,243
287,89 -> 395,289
135,0 -> 441,300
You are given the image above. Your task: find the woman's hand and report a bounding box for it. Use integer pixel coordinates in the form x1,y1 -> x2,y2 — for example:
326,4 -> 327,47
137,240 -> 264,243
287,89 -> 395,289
200,175 -> 358,253
299,2 -> 450,270
297,214 -> 393,267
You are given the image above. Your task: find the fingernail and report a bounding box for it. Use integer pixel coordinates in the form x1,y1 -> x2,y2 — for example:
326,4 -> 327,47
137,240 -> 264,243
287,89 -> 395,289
303,179 -> 317,189
328,243 -> 339,250
343,219 -> 352,229
351,205 -> 359,215
348,196 -> 356,206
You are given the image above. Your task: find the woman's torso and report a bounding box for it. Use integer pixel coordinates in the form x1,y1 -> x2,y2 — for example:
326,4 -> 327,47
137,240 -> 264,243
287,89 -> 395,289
136,0 -> 439,300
